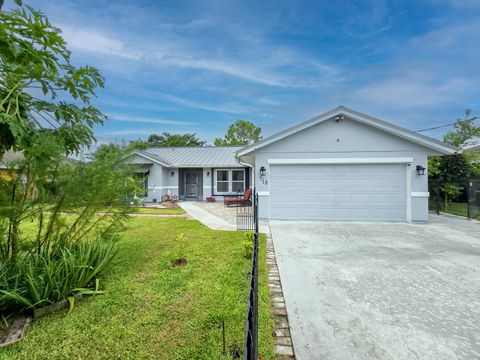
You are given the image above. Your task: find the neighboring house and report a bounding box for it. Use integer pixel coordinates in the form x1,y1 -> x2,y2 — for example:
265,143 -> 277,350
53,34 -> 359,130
126,146 -> 252,202
126,106 -> 459,222
0,150 -> 24,180
0,150 -> 78,181
464,143 -> 480,153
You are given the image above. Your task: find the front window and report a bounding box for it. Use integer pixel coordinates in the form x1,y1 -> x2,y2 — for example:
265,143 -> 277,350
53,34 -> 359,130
232,169 -> 245,193
215,169 -> 246,194
216,170 -> 229,193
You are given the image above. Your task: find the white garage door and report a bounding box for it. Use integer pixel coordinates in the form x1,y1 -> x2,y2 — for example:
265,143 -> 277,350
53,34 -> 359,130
269,163 -> 407,221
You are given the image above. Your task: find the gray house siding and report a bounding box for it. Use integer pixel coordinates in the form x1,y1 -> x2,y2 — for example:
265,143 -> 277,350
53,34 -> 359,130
252,117 -> 437,222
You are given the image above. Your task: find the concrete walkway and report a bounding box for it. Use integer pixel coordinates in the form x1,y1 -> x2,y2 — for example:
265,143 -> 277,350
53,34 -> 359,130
179,202 -> 236,231
180,201 -> 271,233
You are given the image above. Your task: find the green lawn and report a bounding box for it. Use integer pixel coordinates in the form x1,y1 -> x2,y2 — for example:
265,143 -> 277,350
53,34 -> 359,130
101,207 -> 186,215
0,217 -> 274,359
429,201 -> 480,220
125,207 -> 185,215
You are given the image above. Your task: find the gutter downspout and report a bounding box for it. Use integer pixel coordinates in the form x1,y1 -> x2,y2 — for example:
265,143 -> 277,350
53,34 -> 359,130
235,154 -> 255,191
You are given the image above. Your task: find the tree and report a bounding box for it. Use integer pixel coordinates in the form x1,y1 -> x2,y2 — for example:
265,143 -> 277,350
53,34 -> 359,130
126,138 -> 148,151
214,120 -> 262,146
0,6 -> 106,159
443,109 -> 480,147
146,132 -> 206,147
429,109 -> 480,179
91,143 -> 123,161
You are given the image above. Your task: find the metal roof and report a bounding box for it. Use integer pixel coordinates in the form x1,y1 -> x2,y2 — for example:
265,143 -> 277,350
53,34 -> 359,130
464,144 -> 480,153
138,146 -> 244,167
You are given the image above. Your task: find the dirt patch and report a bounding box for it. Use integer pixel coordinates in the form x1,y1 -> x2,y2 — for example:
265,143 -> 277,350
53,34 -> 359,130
171,258 -> 187,267
229,345 -> 241,358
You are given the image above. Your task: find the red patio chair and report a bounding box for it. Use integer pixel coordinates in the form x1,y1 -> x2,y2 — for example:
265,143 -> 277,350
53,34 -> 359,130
224,188 -> 252,207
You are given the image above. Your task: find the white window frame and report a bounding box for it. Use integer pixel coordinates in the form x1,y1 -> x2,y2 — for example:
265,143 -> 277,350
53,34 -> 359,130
214,168 -> 246,195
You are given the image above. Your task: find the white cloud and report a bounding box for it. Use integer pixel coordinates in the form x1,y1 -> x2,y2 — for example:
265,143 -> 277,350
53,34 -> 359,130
57,24 -> 339,88
152,93 -> 252,114
107,113 -> 196,125
60,26 -> 142,60
97,129 -> 159,136
351,77 -> 469,109
431,0 -> 480,8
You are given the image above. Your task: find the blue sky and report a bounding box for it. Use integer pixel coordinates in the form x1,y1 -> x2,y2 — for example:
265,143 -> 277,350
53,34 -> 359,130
23,0 -> 480,145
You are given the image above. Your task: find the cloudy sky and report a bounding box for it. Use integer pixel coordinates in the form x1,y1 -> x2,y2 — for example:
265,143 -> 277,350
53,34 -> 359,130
21,0 -> 480,144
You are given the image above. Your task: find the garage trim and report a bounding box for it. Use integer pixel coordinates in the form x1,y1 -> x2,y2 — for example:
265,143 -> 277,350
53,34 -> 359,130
268,157 -> 414,165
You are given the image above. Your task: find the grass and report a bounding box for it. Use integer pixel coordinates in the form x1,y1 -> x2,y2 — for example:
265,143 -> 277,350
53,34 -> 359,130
100,207 -> 186,215
429,201 -> 480,220
0,217 -> 274,359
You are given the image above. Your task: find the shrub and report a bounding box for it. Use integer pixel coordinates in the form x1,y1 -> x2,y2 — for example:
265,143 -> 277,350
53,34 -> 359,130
241,232 -> 255,258
0,236 -> 117,312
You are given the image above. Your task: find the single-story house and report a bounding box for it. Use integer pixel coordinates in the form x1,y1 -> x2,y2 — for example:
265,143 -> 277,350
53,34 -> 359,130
127,106 -> 459,222
126,146 -> 252,202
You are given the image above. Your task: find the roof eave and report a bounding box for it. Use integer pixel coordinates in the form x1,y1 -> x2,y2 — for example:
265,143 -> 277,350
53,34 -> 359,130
124,151 -> 171,167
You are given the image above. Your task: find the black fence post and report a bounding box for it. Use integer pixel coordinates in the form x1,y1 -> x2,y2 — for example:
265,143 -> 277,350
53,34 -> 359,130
244,191 -> 259,360
467,179 -> 471,219
435,179 -> 440,215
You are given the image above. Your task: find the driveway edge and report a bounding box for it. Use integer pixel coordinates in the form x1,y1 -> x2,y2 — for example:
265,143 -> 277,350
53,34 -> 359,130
266,232 -> 296,359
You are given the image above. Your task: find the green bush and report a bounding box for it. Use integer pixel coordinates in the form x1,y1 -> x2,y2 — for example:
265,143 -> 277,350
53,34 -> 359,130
241,232 -> 255,258
0,236 -> 117,312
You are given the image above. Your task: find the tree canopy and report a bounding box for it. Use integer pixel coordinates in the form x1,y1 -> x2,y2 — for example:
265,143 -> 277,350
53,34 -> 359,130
443,109 -> 480,147
126,132 -> 206,149
214,120 -> 262,146
0,6 -> 106,159
428,109 -> 480,179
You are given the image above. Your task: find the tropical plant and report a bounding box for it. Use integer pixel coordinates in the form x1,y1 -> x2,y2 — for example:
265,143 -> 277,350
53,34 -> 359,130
0,236 -> 117,312
0,5 -> 137,315
0,147 -> 139,312
0,6 -> 106,160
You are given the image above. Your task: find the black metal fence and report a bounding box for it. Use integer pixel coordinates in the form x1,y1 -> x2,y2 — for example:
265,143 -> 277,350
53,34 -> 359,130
236,196 -> 256,231
429,179 -> 480,220
244,192 -> 259,360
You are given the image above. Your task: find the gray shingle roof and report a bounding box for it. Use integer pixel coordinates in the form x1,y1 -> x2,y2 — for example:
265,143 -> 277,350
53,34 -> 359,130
139,146 -> 243,167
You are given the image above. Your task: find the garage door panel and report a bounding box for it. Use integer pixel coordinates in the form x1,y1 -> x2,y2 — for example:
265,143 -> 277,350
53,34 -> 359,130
269,164 -> 406,221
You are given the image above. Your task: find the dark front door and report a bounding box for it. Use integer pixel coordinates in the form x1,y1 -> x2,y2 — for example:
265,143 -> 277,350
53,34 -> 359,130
185,172 -> 198,199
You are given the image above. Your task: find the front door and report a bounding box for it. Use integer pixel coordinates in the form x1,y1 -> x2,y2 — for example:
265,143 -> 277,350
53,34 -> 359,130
185,172 -> 198,199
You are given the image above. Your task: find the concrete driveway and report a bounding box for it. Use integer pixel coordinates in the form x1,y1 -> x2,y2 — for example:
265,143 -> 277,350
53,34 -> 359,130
270,215 -> 480,360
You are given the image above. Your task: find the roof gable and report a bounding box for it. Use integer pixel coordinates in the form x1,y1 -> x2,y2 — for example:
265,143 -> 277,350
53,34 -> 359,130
237,106 -> 460,156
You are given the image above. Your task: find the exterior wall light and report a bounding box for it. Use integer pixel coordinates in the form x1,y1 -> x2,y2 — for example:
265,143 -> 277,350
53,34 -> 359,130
259,166 -> 268,184
416,165 -> 426,175
207,171 -> 210,177
170,171 -> 175,177
259,166 -> 266,177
